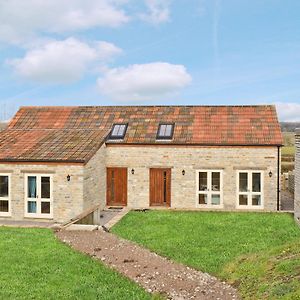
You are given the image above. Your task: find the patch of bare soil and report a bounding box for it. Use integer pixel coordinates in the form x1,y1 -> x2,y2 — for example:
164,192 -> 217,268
56,230 -> 239,300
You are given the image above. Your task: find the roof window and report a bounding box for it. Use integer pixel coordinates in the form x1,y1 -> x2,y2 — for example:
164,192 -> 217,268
110,124 -> 128,139
157,123 -> 174,140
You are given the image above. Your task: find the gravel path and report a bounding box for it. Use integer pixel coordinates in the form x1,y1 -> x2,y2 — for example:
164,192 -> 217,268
56,230 -> 239,300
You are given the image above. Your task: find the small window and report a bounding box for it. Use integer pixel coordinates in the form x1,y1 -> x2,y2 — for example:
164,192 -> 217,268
157,124 -> 174,139
109,124 -> 128,139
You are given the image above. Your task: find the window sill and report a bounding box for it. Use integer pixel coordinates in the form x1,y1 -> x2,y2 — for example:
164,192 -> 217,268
236,206 -> 264,210
24,214 -> 53,220
196,205 -> 224,209
0,213 -> 11,217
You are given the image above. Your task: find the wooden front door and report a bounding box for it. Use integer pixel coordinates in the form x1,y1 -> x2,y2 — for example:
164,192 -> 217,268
150,168 -> 171,207
106,168 -> 127,206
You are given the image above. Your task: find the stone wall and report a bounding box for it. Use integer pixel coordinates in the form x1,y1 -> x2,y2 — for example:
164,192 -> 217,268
0,163 -> 84,223
294,130 -> 300,222
0,144 -> 281,224
83,144 -> 106,210
106,145 -> 280,211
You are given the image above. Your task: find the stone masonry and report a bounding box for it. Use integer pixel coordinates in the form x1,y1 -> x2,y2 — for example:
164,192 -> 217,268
0,162 -> 84,223
0,144 -> 280,224
83,144 -> 106,211
106,145 -> 280,211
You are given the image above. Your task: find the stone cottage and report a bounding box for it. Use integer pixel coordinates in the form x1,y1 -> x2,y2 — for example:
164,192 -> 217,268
0,105 -> 283,223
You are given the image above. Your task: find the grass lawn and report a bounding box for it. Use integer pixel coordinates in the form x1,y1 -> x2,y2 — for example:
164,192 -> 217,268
0,227 -> 152,300
112,211 -> 300,299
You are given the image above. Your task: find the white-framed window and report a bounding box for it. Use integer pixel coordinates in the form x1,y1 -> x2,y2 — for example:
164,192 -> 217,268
24,174 -> 53,218
236,170 -> 263,209
196,170 -> 223,208
0,174 -> 11,216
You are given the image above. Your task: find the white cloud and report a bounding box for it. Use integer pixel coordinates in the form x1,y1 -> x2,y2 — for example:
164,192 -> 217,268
9,38 -> 122,84
95,41 -> 123,61
97,62 -> 192,101
275,102 -> 300,122
139,0 -> 171,24
0,0 -> 130,44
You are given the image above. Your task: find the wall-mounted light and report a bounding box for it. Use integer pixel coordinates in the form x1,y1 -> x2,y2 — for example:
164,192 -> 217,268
182,170 -> 185,176
131,169 -> 135,175
269,171 -> 273,178
67,174 -> 71,181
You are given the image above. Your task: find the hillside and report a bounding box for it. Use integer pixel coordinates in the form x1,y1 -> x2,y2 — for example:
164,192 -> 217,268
280,122 -> 300,133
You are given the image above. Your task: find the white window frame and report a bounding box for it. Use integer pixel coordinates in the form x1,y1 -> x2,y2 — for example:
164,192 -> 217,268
195,170 -> 223,208
236,170 -> 264,209
0,173 -> 11,217
24,174 -> 53,219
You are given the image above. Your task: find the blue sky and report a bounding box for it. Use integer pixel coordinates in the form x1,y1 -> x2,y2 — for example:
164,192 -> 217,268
0,0 -> 300,121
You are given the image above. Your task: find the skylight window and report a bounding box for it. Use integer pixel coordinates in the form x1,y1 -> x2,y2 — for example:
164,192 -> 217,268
157,124 -> 174,140
110,124 -> 128,139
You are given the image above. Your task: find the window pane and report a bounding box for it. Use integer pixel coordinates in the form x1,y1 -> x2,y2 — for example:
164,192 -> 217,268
111,124 -> 127,138
211,195 -> 220,205
165,125 -> 172,136
0,200 -> 8,212
199,194 -> 207,204
158,124 -> 166,136
239,195 -> 248,205
28,201 -> 37,213
252,195 -> 261,206
157,124 -> 174,138
252,173 -> 261,192
41,177 -> 50,199
118,125 -> 126,136
199,172 -> 207,191
239,173 -> 248,192
28,176 -> 37,198
212,172 -> 220,191
111,124 -> 120,136
0,176 -> 8,197
41,202 -> 50,214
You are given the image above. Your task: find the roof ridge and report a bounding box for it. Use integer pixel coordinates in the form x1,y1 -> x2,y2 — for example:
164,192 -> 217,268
19,104 -> 275,109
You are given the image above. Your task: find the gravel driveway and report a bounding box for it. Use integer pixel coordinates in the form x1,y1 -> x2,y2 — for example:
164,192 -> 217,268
56,230 -> 239,300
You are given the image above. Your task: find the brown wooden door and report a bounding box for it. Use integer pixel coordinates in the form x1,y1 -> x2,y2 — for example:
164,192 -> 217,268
150,168 -> 171,207
106,168 -> 127,206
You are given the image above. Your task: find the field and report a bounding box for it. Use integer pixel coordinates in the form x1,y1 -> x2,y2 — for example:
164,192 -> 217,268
0,227 -> 151,300
112,211 -> 300,299
282,132 -> 295,173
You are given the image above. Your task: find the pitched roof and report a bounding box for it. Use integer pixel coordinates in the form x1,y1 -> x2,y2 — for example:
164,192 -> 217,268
0,105 -> 283,163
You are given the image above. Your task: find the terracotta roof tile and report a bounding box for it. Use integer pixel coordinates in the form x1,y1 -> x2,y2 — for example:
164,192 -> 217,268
0,105 -> 283,163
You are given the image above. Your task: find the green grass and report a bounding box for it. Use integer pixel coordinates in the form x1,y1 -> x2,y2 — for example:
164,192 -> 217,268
223,240 -> 300,299
112,211 -> 300,299
282,146 -> 295,156
0,227 -> 152,300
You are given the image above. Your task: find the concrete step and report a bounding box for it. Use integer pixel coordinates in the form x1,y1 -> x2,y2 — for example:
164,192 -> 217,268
65,224 -> 98,231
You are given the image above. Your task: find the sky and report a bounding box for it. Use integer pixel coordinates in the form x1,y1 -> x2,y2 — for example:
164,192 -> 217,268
0,0 -> 300,121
